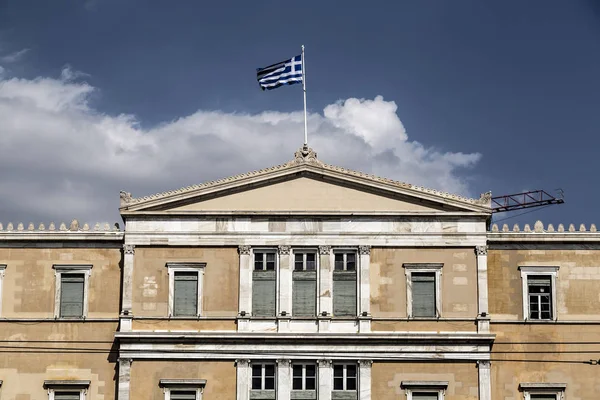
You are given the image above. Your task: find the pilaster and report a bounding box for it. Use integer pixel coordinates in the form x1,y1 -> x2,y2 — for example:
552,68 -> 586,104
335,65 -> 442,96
359,360 -> 373,400
359,245 -> 371,332
117,358 -> 132,400
121,244 -> 135,331
477,360 -> 491,400
276,359 -> 292,400
318,359 -> 333,400
236,359 -> 251,400
319,245 -> 333,316
238,245 -> 252,318
278,245 -> 293,317
475,246 -> 490,332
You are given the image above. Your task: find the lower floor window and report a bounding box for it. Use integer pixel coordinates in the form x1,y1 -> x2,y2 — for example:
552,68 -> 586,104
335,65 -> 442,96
401,381 -> 448,400
333,363 -> 357,391
44,380 -> 90,400
252,363 -> 276,390
293,363 -> 317,390
159,379 -> 206,400
169,391 -> 198,400
519,383 -> 566,400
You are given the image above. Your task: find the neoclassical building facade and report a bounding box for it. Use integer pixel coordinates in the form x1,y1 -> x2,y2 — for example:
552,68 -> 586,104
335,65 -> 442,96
0,146 -> 598,400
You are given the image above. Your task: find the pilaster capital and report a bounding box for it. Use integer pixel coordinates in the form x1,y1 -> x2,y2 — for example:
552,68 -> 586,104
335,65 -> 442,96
278,245 -> 291,255
276,359 -> 292,366
319,245 -> 331,255
359,245 -> 371,255
118,358 -> 133,366
235,359 -> 251,367
317,359 -> 332,367
358,359 -> 373,367
238,245 -> 252,255
475,245 -> 488,256
477,360 -> 491,369
123,244 -> 135,255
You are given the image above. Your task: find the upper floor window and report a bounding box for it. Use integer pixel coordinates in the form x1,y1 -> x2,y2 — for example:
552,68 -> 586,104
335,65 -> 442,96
293,250 -> 317,316
44,380 -> 90,400
401,381 -> 448,400
253,250 -> 277,317
403,263 -> 443,318
159,379 -> 206,400
519,383 -> 566,400
293,363 -> 317,391
519,266 -> 559,321
333,363 -> 357,392
52,265 -> 93,319
166,263 -> 205,317
333,251 -> 357,317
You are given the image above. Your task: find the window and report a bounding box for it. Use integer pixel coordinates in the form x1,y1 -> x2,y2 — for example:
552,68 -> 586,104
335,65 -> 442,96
253,251 -> 277,317
519,266 -> 559,321
251,363 -> 276,399
53,265 -> 93,319
333,364 -> 357,392
44,380 -> 90,400
159,379 -> 206,400
333,251 -> 357,317
403,263 -> 443,318
166,263 -> 205,317
401,381 -> 448,400
519,383 -> 566,400
293,363 -> 317,391
293,251 -> 317,316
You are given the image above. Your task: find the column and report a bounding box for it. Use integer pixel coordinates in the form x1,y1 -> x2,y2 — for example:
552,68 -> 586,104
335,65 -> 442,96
236,359 -> 251,400
121,244 -> 135,332
318,359 -> 332,400
278,246 -> 292,332
358,360 -> 372,400
117,358 -> 132,400
477,360 -> 491,400
318,246 -> 333,332
475,246 -> 490,333
358,246 -> 371,333
277,359 -> 292,400
238,246 -> 252,331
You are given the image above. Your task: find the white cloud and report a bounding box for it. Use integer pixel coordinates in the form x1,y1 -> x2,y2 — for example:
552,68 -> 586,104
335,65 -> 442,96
0,68 -> 481,225
1,48 -> 29,63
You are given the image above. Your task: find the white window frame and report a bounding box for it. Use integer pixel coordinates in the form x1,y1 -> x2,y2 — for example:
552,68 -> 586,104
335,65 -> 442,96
166,263 -> 206,318
52,265 -> 93,319
251,248 -> 279,317
293,250 -> 318,271
403,263 -> 443,318
292,362 -> 317,391
333,251 -> 357,272
519,383 -> 566,400
251,362 -> 276,391
401,381 -> 448,400
159,379 -> 206,400
332,248 -> 359,318
519,266 -> 559,321
44,380 -> 90,400
254,250 -> 278,271
332,362 -> 358,392
0,264 -> 6,317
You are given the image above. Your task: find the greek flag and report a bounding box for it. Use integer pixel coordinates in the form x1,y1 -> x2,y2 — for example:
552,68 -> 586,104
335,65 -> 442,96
256,55 -> 303,90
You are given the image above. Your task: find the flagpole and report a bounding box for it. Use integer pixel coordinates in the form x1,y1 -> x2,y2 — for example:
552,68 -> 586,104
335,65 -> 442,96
302,45 -> 308,147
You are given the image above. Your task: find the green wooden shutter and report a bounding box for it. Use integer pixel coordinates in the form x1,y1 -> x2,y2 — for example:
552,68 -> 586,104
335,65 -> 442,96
412,273 -> 435,317
174,271 -> 198,316
412,393 -> 439,400
54,392 -> 81,400
170,391 -> 197,400
333,271 -> 356,316
293,270 -> 316,316
253,270 -> 276,316
60,274 -> 84,318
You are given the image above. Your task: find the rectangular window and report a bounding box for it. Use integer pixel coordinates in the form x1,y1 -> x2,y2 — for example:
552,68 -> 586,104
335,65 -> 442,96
169,391 -> 198,400
44,380 -> 90,400
411,272 -> 436,318
529,396 -> 557,400
333,252 -> 357,317
528,275 -> 552,320
519,382 -> 565,400
159,379 -> 206,400
60,273 -> 85,318
293,363 -> 317,391
333,364 -> 357,391
252,363 -> 276,391
54,393 -> 82,400
412,393 -> 440,400
401,381 -> 448,400
253,251 -> 277,317
293,252 -> 317,316
174,271 -> 199,316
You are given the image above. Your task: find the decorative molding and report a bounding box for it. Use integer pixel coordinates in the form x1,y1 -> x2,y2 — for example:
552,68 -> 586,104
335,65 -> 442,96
276,359 -> 292,366
401,381 -> 448,389
477,360 -> 491,368
278,245 -> 291,255
120,190 -> 133,206
238,245 -> 252,255
475,246 -> 488,256
358,245 -> 371,255
123,244 -> 135,255
319,245 -> 331,255
119,358 -> 133,366
317,359 -> 332,366
235,359 -> 251,367
290,145 -> 322,165
358,359 -> 373,367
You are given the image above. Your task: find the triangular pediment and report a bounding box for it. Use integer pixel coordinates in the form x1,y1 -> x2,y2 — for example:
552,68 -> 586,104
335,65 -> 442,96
119,146 -> 491,215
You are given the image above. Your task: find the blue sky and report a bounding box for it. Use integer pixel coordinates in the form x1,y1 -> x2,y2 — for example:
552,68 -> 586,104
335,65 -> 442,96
0,0 -> 599,227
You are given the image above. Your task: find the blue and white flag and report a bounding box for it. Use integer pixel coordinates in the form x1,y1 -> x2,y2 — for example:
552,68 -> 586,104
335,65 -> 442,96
256,55 -> 303,91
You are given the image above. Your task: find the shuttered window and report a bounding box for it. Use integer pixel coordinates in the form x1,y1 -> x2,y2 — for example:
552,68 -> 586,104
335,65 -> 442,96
174,271 -> 198,316
333,252 -> 357,317
253,251 -> 277,317
412,272 -> 436,318
170,391 -> 197,400
60,274 -> 85,318
528,275 -> 552,320
293,252 -> 317,316
54,393 -> 81,400
412,393 -> 439,400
